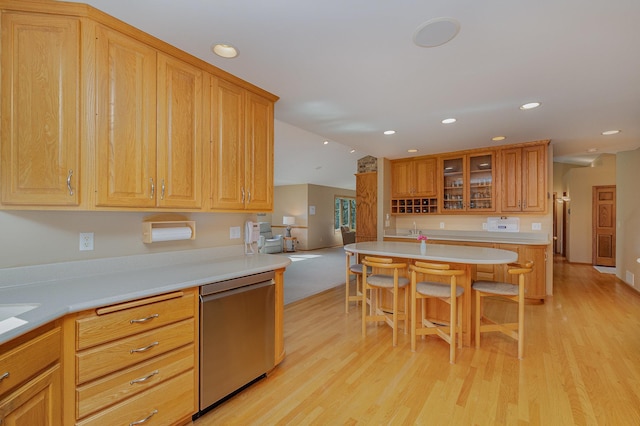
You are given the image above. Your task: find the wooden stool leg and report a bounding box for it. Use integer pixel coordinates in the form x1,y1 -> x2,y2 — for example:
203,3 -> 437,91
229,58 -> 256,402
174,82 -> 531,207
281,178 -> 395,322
475,291 -> 481,349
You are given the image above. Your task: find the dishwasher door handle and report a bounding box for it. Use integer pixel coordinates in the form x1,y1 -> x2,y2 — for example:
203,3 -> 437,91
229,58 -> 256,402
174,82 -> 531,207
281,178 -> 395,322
200,279 -> 274,303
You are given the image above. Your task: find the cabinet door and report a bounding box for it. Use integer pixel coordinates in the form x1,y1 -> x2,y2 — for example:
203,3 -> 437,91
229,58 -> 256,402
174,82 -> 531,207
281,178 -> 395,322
356,172 -> 377,241
414,157 -> 437,197
521,144 -> 546,212
244,91 -> 273,211
441,156 -> 466,212
211,78 -> 245,209
1,13 -> 80,206
0,364 -> 61,425
157,53 -> 203,209
391,159 -> 413,197
95,26 -> 157,207
467,152 -> 495,212
499,147 -> 522,212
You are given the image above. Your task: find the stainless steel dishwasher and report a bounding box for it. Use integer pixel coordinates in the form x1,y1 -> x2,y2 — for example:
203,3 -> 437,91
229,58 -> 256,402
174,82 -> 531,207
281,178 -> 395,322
197,270 -> 275,416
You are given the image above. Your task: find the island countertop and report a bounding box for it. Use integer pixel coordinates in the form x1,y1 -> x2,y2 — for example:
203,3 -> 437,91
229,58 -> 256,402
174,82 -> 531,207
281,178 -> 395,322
0,247 -> 291,344
344,241 -> 518,265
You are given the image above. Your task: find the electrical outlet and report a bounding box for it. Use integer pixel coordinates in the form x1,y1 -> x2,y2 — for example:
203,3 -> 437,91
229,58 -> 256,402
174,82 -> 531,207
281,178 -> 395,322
439,222 -> 445,229
79,232 -> 94,251
532,223 -> 542,231
482,222 -> 488,230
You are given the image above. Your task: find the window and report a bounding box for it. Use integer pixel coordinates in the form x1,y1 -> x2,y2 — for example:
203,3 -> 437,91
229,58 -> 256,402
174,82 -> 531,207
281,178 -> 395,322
335,197 -> 356,231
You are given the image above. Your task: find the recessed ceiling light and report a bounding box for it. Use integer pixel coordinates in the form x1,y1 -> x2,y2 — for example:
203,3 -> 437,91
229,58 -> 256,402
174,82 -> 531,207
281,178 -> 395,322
602,130 -> 620,135
408,149 -> 418,153
492,136 -> 506,141
323,141 -> 329,145
349,149 -> 356,153
211,43 -> 238,58
384,130 -> 396,135
442,118 -> 456,124
520,102 -> 541,110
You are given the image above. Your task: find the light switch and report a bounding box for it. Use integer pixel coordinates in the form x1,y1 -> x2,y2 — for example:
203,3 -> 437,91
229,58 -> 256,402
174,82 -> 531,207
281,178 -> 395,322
230,226 -> 241,239
532,223 -> 542,231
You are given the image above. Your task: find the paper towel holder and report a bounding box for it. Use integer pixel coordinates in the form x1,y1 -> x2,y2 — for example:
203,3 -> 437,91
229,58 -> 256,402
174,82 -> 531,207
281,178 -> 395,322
142,214 -> 196,243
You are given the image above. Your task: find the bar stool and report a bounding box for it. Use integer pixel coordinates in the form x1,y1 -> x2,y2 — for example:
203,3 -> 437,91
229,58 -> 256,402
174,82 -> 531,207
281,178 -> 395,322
345,250 -> 372,313
409,261 -> 465,364
472,261 -> 534,359
361,256 -> 409,346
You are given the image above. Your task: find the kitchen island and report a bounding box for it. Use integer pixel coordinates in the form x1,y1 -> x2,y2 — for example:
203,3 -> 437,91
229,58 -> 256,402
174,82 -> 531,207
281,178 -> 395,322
344,241 -> 518,346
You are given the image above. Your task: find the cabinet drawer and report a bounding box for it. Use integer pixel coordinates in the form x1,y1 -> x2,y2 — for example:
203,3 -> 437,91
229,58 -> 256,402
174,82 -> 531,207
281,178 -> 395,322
0,327 -> 60,398
76,369 -> 195,426
77,344 -> 194,419
76,290 -> 195,350
77,319 -> 194,384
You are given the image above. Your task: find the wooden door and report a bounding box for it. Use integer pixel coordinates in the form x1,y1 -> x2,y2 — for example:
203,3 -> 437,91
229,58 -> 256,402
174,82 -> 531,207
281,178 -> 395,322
211,78 -> 245,209
157,53 -> 203,209
1,13 -> 80,206
521,144 -> 546,212
244,91 -> 273,211
356,172 -> 377,242
414,157 -> 437,197
592,185 -> 616,266
499,147 -> 522,212
95,26 -> 157,207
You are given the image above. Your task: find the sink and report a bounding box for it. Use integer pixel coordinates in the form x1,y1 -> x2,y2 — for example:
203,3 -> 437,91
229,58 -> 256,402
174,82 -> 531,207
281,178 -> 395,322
0,304 -> 39,322
0,304 -> 40,335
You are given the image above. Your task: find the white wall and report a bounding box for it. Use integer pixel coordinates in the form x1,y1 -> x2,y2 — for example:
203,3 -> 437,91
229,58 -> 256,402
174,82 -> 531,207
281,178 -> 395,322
616,148 -> 640,291
0,210 -> 254,269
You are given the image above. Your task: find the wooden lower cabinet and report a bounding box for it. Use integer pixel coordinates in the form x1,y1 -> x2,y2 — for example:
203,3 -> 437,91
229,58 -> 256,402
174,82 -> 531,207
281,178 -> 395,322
63,289 -> 199,425
0,325 -> 62,425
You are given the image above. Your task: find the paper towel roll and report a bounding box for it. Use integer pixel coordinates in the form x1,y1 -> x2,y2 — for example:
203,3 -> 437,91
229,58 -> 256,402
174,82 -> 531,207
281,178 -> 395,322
151,227 -> 193,242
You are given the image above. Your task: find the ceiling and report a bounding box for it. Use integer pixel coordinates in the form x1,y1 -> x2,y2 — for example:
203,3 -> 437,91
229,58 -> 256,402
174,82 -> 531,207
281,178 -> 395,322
70,0 -> 640,190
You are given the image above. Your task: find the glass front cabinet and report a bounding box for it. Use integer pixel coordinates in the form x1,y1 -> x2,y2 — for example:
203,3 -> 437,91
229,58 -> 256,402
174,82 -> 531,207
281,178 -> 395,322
441,151 -> 495,213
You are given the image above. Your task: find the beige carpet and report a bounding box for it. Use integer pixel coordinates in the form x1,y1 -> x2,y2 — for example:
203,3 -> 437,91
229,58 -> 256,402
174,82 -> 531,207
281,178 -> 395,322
277,246 -> 347,304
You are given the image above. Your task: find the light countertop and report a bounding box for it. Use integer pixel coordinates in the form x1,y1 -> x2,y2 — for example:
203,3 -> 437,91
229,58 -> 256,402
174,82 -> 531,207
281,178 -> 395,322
0,247 -> 290,344
384,229 -> 551,245
344,241 -> 518,265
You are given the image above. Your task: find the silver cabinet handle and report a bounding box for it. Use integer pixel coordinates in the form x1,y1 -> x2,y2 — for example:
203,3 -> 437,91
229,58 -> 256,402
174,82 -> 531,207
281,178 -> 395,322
130,341 -> 159,354
130,313 -> 159,324
150,178 -> 155,199
130,370 -> 159,385
241,187 -> 245,202
0,372 -> 9,382
129,410 -> 158,426
161,179 -> 165,200
66,170 -> 74,196
247,190 -> 251,203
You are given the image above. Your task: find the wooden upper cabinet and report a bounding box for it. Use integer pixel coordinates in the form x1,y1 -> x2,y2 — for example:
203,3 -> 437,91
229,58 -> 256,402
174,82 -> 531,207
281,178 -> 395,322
442,151 -> 495,213
211,78 -> 274,211
1,13 -> 80,206
244,91 -> 273,211
211,78 -> 245,210
157,53 -> 203,209
499,143 -> 547,213
95,25 -> 157,208
391,157 -> 437,198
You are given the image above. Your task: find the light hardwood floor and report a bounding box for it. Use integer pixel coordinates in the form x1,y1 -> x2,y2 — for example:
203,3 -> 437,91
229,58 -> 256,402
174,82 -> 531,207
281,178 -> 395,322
194,257 -> 640,425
